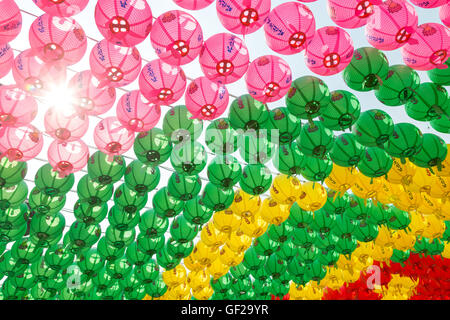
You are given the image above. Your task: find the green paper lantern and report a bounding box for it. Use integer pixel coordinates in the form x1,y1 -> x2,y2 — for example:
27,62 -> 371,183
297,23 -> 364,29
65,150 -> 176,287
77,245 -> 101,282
108,206 -> 140,231
358,147 -> 393,178
329,133 -> 365,167
405,82 -> 449,121
343,47 -> 389,92
353,109 -> 394,147
182,197 -> 213,225
410,133 -> 448,169
286,76 -> 330,120
87,151 -> 126,185
0,157 -> 27,188
301,155 -> 333,182
170,215 -> 199,243
427,60 -> 450,86
320,90 -> 361,131
152,187 -> 184,218
77,175 -> 113,206
228,94 -> 269,131
105,225 -> 135,249
97,237 -> 125,262
124,160 -> 160,194
267,107 -> 302,145
136,234 -> 164,257
170,141 -> 207,176
134,128 -> 172,166
167,173 -> 202,202
384,123 -> 423,159
205,118 -> 239,154
126,242 -> 150,267
239,164 -> 272,196
272,144 -> 305,176
0,181 -> 28,211
163,105 -> 203,144
375,65 -> 420,106
34,163 -> 73,196
73,200 -> 108,225
207,155 -> 241,189
296,121 -> 334,159
201,183 -> 234,212
138,209 -> 169,238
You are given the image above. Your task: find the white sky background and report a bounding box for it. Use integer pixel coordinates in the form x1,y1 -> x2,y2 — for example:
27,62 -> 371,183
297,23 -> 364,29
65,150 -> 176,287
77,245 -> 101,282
4,1 -> 449,238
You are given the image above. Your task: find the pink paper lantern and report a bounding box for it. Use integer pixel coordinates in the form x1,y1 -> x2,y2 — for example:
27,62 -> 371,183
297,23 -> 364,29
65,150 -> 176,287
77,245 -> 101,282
305,26 -> 354,76
44,107 -> 89,142
150,10 -> 203,66
12,49 -> 67,95
173,0 -> 214,10
32,0 -> 89,17
68,70 -> 116,117
95,0 -> 153,47
216,0 -> 271,35
89,39 -> 142,88
0,0 -> 22,45
185,77 -> 229,120
48,139 -> 89,177
93,116 -> 135,157
0,125 -> 43,162
245,55 -> 292,103
409,0 -> 447,9
264,2 -> 316,55
199,33 -> 249,84
29,14 -> 87,66
0,85 -> 38,128
116,90 -> 161,132
440,3 -> 450,28
0,43 -> 14,78
139,59 -> 187,105
327,0 -> 376,29
401,23 -> 450,71
365,0 -> 418,51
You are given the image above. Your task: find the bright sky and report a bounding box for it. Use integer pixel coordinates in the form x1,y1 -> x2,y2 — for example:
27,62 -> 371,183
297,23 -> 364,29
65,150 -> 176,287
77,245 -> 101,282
4,0 -> 449,240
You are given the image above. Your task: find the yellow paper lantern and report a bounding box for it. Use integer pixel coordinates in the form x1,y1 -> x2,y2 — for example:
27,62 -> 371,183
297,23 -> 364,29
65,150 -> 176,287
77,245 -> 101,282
386,158 -> 416,185
207,258 -> 230,280
259,197 -> 290,225
192,285 -> 214,300
219,244 -> 245,267
225,232 -> 252,253
441,242 -> 450,259
239,213 -> 269,238
436,147 -> 450,177
270,174 -> 302,205
167,282 -> 191,300
213,209 -> 241,233
429,175 -> 450,200
200,222 -> 228,249
375,226 -> 395,248
324,165 -> 353,193
162,265 -> 187,288
421,214 -> 446,240
183,255 -> 203,272
296,182 -> 327,212
376,181 -> 403,205
407,167 -> 434,194
417,192 -> 440,216
187,269 -> 210,293
392,230 -> 416,251
371,245 -> 393,263
351,172 -> 382,199
192,241 -> 219,266
393,189 -> 422,212
435,199 -> 450,220
230,189 -> 261,218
